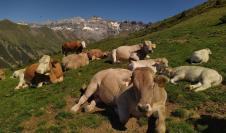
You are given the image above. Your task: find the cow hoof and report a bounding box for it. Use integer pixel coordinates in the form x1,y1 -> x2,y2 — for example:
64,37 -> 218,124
170,80 -> 177,85
188,85 -> 195,90
84,105 -> 94,112
15,87 -> 21,90
70,105 -> 80,113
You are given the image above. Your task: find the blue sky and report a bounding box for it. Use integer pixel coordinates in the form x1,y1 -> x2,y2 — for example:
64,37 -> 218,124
1,0 -> 206,23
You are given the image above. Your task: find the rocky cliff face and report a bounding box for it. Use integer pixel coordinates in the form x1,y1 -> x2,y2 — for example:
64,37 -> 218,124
38,16 -> 146,41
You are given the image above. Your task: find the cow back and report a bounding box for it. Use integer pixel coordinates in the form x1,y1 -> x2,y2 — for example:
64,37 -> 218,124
24,63 -> 39,82
63,41 -> 81,49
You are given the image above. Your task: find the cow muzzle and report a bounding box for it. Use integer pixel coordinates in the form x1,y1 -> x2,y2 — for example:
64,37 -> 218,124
137,103 -> 152,112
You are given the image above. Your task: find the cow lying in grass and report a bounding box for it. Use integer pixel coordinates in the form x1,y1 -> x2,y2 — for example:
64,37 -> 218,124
189,48 -> 212,64
86,49 -> 109,60
158,65 -> 222,92
15,55 -> 64,89
111,41 -> 156,63
128,58 -> 168,72
71,67 -> 168,132
116,67 -> 168,133
62,53 -> 89,70
71,68 -> 132,113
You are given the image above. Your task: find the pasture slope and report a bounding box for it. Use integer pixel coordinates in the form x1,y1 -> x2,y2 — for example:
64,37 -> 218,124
0,20 -> 77,68
1,1 -> 226,133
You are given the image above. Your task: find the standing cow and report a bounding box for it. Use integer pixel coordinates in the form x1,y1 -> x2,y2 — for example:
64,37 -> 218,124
62,41 -> 86,56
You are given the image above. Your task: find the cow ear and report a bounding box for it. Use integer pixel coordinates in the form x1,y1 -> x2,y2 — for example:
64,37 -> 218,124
154,75 -> 169,87
51,60 -> 58,67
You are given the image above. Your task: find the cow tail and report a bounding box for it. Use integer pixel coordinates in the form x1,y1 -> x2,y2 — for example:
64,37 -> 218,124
112,49 -> 117,63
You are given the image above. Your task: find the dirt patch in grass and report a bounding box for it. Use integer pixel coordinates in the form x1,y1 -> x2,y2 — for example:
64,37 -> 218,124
65,95 -> 76,111
198,101 -> 226,117
79,118 -> 147,133
20,106 -> 57,133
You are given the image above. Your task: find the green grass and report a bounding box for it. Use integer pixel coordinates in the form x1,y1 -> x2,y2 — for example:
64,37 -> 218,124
0,20 -> 77,68
1,1 -> 226,133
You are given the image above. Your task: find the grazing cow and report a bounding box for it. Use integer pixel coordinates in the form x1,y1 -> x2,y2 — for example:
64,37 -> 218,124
16,55 -> 64,89
86,49 -> 108,60
128,58 -> 169,72
0,69 -> 5,80
11,68 -> 26,89
159,66 -> 222,92
70,68 -> 132,113
111,41 -> 156,63
189,48 -> 212,64
116,67 -> 168,133
62,41 -> 86,56
62,53 -> 89,70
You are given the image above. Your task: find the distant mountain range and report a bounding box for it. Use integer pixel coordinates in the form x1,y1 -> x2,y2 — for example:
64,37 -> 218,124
0,17 -> 147,68
0,19 -> 78,68
29,16 -> 147,41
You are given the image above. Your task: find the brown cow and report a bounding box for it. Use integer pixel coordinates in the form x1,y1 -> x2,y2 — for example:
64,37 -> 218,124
62,41 -> 86,56
0,69 -> 5,80
86,49 -> 108,60
116,67 -> 168,132
62,53 -> 89,70
15,55 -> 64,89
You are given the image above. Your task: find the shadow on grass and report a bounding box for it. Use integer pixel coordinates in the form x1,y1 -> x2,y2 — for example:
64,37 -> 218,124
93,105 -> 158,133
213,22 -> 226,26
195,115 -> 226,133
94,106 -> 127,131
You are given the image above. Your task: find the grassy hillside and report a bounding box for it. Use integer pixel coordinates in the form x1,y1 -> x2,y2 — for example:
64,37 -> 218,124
1,1 -> 226,133
0,20 -> 77,68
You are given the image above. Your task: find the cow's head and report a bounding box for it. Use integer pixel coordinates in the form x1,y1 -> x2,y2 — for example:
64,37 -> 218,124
144,40 -> 156,53
132,68 -> 168,116
81,41 -> 86,48
155,58 -> 169,67
155,64 -> 175,78
103,51 -> 110,57
36,55 -> 52,74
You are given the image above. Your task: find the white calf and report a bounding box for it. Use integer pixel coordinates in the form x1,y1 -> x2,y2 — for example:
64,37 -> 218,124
190,48 -> 212,64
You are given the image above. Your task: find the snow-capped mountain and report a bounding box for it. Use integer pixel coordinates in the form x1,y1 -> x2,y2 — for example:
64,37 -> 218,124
38,16 -> 146,41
